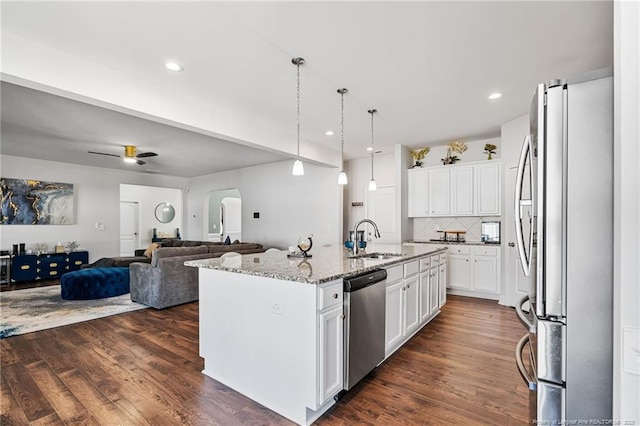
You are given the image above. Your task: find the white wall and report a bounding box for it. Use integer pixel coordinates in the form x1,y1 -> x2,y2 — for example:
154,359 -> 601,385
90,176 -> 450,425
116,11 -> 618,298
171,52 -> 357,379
187,160 -> 341,250
119,184 -> 183,247
614,1 -> 640,422
0,155 -> 187,261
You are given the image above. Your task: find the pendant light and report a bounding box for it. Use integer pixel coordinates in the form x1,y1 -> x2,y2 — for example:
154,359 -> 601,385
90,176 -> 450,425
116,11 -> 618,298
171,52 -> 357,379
292,57 -> 305,176
337,88 -> 348,185
368,109 -> 378,191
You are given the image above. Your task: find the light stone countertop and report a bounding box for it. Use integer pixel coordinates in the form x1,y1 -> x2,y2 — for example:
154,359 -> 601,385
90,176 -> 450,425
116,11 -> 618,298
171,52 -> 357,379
185,243 -> 447,285
406,240 -> 500,246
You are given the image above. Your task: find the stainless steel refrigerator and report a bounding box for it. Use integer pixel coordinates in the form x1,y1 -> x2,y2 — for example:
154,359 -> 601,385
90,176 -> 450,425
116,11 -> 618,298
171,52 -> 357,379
514,68 -> 613,423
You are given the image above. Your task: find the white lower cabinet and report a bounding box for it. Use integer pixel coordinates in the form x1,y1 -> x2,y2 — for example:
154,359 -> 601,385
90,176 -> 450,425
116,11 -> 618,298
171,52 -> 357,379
384,264 -> 420,356
438,262 -> 447,307
404,274 -> 420,336
385,279 -> 404,352
448,246 -> 471,290
446,245 -> 500,299
318,304 -> 344,404
386,252 -> 446,358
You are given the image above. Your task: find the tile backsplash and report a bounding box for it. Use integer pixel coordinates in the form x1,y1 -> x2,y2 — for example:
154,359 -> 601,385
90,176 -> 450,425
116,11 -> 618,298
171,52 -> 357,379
413,217 -> 501,243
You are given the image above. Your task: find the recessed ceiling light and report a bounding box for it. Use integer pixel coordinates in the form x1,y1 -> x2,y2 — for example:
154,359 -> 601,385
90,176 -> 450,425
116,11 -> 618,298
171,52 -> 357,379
366,147 -> 373,152
164,61 -> 183,72
488,92 -> 503,100
325,130 -> 334,136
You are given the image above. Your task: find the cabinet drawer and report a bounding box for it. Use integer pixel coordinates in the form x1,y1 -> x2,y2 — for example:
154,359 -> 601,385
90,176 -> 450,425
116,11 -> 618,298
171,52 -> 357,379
449,246 -> 470,255
318,282 -> 343,311
385,265 -> 403,283
404,260 -> 419,277
439,253 -> 447,265
474,246 -> 498,257
420,257 -> 431,271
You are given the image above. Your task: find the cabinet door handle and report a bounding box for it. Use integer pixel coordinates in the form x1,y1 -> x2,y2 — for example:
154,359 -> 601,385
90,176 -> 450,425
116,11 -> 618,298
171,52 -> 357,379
340,313 -> 345,320
332,293 -> 338,299
407,284 -> 411,289
508,242 -> 515,247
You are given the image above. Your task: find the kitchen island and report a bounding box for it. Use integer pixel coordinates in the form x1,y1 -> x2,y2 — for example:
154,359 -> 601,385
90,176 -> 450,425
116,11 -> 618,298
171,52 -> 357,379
186,244 -> 446,425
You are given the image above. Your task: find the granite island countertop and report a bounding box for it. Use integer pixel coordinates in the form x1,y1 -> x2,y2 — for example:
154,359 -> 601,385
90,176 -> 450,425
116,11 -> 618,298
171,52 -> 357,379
405,240 -> 500,246
185,243 -> 447,285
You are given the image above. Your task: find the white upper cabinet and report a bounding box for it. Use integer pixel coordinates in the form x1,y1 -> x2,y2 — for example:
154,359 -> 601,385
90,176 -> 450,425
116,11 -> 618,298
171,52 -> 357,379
408,168 -> 429,217
474,163 -> 501,216
428,168 -> 451,216
451,166 -> 474,216
408,161 -> 501,217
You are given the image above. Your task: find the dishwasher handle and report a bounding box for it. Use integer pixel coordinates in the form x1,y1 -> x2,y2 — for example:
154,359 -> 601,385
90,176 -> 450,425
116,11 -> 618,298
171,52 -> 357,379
344,269 -> 387,292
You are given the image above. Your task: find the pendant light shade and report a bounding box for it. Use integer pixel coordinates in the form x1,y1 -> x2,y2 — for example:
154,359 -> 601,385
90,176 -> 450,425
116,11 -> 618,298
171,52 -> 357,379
338,171 -> 348,185
292,159 -> 304,176
337,88 -> 348,185
291,57 -> 305,176
368,109 -> 377,191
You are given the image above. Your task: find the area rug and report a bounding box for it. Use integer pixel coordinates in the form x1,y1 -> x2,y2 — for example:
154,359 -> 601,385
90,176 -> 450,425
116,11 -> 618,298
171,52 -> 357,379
0,285 -> 148,338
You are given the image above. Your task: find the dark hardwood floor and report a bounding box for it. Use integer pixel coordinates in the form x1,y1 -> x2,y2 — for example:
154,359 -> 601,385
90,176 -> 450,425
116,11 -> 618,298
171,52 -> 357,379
1,295 -> 529,425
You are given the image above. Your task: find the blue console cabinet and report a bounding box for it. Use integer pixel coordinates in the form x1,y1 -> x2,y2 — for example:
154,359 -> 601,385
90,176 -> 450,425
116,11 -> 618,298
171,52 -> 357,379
11,251 -> 89,283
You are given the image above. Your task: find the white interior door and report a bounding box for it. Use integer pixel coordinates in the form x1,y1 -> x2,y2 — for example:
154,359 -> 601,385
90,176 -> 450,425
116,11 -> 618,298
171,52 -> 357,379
120,201 -> 139,256
367,186 -> 397,243
221,197 -> 242,242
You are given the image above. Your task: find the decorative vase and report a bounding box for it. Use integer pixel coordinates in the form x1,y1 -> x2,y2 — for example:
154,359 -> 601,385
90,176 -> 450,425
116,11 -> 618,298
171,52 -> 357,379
487,153 -> 493,160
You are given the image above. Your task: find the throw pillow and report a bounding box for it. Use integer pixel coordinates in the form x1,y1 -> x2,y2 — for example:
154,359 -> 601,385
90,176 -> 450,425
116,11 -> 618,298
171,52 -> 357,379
233,239 -> 240,244
143,242 -> 160,257
224,236 -> 231,245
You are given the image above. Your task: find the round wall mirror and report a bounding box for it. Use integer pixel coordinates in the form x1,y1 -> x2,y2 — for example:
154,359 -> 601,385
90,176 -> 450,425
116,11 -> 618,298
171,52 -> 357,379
155,202 -> 175,223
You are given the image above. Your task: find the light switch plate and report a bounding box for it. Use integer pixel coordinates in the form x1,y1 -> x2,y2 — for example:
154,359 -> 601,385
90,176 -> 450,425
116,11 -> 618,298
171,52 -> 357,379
623,327 -> 640,375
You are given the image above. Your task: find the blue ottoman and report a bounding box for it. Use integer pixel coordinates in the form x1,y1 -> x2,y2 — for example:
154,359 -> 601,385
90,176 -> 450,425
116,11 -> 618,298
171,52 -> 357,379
61,267 -> 130,300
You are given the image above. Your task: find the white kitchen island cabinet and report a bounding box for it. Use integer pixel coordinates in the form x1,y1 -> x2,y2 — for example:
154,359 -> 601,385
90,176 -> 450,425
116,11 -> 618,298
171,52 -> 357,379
188,244 -> 447,426
198,269 -> 341,425
384,253 -> 447,359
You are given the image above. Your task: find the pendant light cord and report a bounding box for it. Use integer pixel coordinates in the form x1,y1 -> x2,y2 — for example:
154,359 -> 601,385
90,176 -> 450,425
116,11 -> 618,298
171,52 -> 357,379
369,109 -> 375,179
340,90 -> 345,166
296,61 -> 301,159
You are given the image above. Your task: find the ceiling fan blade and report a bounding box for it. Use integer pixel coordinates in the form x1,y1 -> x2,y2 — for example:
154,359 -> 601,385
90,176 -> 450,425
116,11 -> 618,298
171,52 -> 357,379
136,151 -> 158,158
136,159 -> 146,166
88,150 -> 121,158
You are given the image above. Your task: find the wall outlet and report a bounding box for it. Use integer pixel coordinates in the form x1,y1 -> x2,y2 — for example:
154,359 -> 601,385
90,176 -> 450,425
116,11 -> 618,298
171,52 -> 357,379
270,301 -> 283,315
434,224 -> 440,231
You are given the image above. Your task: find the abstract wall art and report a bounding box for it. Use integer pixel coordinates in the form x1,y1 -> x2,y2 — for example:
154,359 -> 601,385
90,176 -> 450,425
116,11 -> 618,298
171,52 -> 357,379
0,178 -> 74,225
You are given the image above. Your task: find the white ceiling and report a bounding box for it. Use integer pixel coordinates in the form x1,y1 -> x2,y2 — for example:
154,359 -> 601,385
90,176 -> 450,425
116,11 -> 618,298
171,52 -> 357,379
0,1 -> 613,177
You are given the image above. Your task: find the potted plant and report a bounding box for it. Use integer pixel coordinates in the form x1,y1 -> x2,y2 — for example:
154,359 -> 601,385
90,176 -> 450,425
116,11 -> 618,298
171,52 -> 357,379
484,143 -> 497,160
410,147 -> 430,168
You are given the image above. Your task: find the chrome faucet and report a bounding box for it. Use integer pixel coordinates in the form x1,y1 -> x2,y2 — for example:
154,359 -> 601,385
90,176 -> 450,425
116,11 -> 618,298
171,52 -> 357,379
352,219 -> 381,256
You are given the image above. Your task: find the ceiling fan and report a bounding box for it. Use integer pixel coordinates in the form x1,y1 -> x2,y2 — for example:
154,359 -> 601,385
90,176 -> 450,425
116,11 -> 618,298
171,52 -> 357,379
88,145 -> 158,165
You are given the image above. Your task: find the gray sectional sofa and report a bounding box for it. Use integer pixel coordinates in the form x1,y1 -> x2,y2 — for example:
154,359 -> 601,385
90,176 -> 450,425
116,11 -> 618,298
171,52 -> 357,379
129,242 -> 265,309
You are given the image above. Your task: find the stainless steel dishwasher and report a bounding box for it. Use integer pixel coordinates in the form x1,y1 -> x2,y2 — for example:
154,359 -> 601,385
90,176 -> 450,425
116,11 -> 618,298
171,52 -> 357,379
343,269 -> 387,390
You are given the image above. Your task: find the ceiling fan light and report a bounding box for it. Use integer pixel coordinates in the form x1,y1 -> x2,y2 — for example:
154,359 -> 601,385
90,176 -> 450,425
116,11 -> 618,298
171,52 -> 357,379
338,171 -> 348,185
123,157 -> 137,164
368,179 -> 377,191
292,159 -> 304,176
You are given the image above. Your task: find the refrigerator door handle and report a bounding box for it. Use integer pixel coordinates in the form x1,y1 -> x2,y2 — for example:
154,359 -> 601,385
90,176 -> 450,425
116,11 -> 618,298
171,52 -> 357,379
516,295 -> 535,332
516,334 -> 536,389
514,134 -> 533,276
